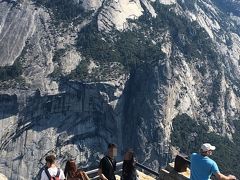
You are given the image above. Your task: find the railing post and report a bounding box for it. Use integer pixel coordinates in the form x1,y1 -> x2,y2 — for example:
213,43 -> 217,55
86,161 -> 160,179
136,162 -> 159,177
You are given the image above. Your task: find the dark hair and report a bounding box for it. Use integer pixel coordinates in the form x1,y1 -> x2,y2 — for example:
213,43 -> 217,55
45,155 -> 56,164
108,143 -> 117,149
64,160 -> 77,177
123,149 -> 135,162
64,160 -> 86,179
122,150 -> 137,179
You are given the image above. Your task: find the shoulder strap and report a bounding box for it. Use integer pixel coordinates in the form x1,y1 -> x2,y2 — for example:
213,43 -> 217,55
105,156 -> 114,169
105,156 -> 116,179
45,168 -> 61,179
56,168 -> 60,177
45,168 -> 52,180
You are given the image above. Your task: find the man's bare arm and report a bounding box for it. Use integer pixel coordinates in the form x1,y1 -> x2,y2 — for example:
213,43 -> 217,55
215,172 -> 236,180
98,168 -> 108,180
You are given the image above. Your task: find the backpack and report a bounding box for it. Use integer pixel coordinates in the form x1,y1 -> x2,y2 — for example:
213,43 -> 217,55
45,168 -> 60,180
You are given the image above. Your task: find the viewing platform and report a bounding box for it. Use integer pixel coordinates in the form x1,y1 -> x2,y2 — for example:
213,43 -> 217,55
0,155 -> 190,180
86,154 -> 190,180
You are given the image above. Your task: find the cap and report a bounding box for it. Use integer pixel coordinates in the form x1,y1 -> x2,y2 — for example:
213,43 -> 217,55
201,143 -> 216,152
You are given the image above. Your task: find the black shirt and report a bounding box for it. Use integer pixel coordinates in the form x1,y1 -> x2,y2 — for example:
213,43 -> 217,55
99,156 -> 116,180
121,160 -> 138,180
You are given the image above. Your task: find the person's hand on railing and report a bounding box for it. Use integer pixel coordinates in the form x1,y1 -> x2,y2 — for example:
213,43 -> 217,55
98,168 -> 109,180
215,173 -> 236,180
98,174 -> 108,180
227,175 -> 236,180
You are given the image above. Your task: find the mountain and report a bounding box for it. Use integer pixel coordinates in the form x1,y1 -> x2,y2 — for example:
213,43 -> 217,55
0,0 -> 240,179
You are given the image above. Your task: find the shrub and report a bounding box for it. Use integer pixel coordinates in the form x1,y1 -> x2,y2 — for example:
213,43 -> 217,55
34,0 -> 86,22
0,60 -> 23,81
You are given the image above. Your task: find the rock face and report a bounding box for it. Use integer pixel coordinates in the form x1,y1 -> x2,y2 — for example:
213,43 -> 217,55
0,81 -> 125,179
0,173 -> 8,180
1,0 -> 240,179
0,1 -> 35,66
98,0 -> 144,31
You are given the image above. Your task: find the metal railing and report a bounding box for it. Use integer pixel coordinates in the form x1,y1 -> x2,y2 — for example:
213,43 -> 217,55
85,161 -> 159,179
136,162 -> 159,177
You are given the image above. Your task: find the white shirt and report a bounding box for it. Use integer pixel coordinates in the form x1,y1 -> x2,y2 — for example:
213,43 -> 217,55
40,167 -> 65,180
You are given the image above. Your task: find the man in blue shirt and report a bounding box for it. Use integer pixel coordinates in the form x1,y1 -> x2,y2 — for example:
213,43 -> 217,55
190,143 -> 236,180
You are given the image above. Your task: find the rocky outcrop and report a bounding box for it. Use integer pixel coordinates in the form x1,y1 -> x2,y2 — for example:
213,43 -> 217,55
0,173 -> 8,180
98,0 -> 144,31
158,163 -> 190,180
81,0 -> 103,11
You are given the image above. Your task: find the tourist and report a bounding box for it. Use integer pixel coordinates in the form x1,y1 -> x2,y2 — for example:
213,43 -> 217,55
190,143 -> 236,180
64,159 -> 89,180
40,155 -> 65,180
98,143 -> 117,180
121,149 -> 139,180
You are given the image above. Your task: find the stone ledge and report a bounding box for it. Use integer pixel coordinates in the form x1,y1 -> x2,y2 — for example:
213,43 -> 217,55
159,163 -> 190,180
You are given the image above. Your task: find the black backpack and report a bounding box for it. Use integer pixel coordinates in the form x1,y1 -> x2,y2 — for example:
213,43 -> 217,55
45,168 -> 60,180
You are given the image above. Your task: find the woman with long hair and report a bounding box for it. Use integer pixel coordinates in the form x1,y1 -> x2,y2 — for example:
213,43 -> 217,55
64,160 -> 90,180
121,150 -> 139,180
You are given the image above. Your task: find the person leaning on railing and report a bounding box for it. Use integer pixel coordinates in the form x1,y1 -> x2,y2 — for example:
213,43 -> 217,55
121,149 -> 139,180
98,143 -> 117,180
190,143 -> 236,180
